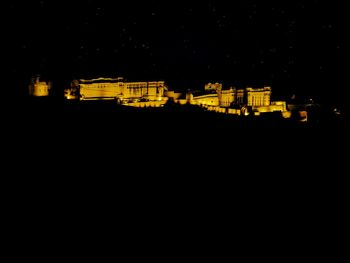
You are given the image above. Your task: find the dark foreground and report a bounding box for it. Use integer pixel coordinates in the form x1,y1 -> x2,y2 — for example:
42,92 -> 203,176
3,98 -> 346,181
3,98 -> 348,255
5,97 -> 347,170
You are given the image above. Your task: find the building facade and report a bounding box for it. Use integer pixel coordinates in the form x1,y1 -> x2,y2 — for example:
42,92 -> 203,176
66,77 -> 167,102
235,89 -> 245,105
185,84 -> 287,115
205,83 -> 222,92
218,88 -> 235,107
187,85 -> 274,109
29,76 -> 52,97
246,87 -> 272,107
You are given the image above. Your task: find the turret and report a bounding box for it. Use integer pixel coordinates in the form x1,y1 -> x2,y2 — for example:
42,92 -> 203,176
29,75 -> 51,97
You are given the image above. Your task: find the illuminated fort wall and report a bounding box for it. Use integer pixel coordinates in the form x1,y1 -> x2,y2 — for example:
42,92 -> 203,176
255,101 -> 287,112
188,94 -> 220,106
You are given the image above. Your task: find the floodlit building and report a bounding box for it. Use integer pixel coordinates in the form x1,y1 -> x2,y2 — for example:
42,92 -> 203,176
29,76 -> 52,97
235,89 -> 245,105
186,84 -> 286,116
246,87 -> 272,107
62,77 -> 288,115
252,101 -> 287,113
218,88 -> 235,107
190,93 -> 220,107
66,77 -> 167,103
205,83 -> 222,92
200,85 -> 273,108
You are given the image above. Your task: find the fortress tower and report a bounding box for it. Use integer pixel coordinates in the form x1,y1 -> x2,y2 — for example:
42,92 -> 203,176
29,76 -> 52,97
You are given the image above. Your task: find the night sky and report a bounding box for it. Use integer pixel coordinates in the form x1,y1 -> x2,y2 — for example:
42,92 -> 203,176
5,0 -> 347,102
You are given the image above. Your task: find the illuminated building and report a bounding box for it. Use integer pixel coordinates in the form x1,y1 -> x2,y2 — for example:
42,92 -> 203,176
29,76 -> 52,97
184,84 -> 287,116
65,77 -> 167,104
218,88 -> 235,108
246,87 -> 272,107
185,83 -> 223,107
254,101 -> 287,112
205,83 -> 222,92
190,93 -> 220,107
235,89 -> 245,105
192,85 -> 273,107
62,77 -> 288,116
197,85 -> 272,109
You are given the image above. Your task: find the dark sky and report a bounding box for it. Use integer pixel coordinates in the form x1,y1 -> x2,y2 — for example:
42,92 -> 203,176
5,0 -> 347,100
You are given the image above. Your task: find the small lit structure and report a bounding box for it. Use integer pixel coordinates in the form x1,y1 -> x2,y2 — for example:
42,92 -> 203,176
205,83 -> 222,92
29,76 -> 52,97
